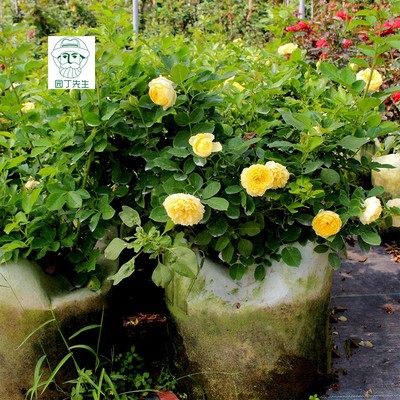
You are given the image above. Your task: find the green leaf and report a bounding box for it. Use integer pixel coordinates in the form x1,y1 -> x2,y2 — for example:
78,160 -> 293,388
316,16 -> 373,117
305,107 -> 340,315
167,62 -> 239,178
215,234 -> 230,251
154,157 -> 180,171
189,108 -> 204,124
109,258 -> 136,285
89,212 -> 101,232
359,97 -> 382,112
229,263 -> 245,280
304,161 -> 324,174
66,191 -> 83,209
360,230 -> 381,246
170,63 -> 189,84
281,246 -> 302,267
319,62 -> 340,82
320,169 -> 341,185
119,206 -> 141,227
101,205 -> 115,220
84,112 -> 101,127
104,238 -> 128,261
21,188 -> 41,213
150,206 -> 169,222
203,197 -> 229,211
281,112 -> 307,131
194,230 -> 212,245
225,185 -> 242,194
0,240 -> 28,252
314,244 -> 329,254
238,238 -> 253,257
254,265 -> 265,281
192,122 -> 214,134
152,261 -> 173,287
174,112 -> 190,126
221,242 -> 234,263
202,182 -> 221,199
169,247 -> 198,278
338,136 -> 370,149
45,192 -> 66,211
328,252 -> 341,269
208,217 -> 228,237
238,221 -> 261,236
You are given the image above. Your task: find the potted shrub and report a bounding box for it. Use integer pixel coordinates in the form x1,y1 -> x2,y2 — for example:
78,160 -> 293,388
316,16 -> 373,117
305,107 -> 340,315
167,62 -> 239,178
0,18 -> 127,398
103,28 -> 400,400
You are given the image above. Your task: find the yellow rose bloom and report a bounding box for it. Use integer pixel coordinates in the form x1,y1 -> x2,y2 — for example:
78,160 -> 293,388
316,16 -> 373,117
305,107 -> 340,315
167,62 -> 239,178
148,76 -> 177,110
241,164 -> 274,197
24,177 -> 40,190
21,102 -> 35,113
359,196 -> 382,225
189,133 -> 222,157
356,68 -> 383,92
265,161 -> 290,189
312,210 -> 342,238
277,43 -> 298,56
163,193 -> 205,226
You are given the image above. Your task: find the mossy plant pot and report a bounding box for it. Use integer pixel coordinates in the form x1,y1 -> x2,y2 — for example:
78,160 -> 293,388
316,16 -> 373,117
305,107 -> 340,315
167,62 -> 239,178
0,231 -> 118,400
165,241 -> 332,400
371,153 -> 400,199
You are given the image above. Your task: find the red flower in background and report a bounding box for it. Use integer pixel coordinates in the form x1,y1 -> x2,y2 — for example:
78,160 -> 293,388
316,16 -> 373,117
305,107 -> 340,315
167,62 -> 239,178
342,38 -> 353,49
316,38 -> 329,48
0,64 -> 4,71
358,32 -> 369,41
297,21 -> 310,31
336,11 -> 351,21
393,19 -> 400,29
286,21 -> 311,33
391,92 -> 400,104
378,21 -> 394,36
319,52 -> 329,60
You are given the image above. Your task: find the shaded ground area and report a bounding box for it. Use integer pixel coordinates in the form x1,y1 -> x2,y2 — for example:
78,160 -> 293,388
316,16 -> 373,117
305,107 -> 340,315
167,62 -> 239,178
322,245 -> 400,399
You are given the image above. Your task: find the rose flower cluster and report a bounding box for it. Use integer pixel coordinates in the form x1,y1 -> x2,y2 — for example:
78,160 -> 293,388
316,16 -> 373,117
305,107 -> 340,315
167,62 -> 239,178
146,75 -> 385,241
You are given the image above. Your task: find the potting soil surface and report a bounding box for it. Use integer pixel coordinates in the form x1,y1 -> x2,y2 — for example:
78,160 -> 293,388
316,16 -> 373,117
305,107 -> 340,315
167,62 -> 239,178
321,244 -> 400,399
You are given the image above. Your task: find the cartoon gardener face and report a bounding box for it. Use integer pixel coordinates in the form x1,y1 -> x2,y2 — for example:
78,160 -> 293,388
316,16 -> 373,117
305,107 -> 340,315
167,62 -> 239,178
51,37 -> 90,78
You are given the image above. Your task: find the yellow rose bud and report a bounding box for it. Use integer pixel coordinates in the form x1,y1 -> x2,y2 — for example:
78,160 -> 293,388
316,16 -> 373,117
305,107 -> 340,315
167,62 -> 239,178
163,193 -> 205,226
25,177 -> 40,190
349,63 -> 358,72
312,210 -> 342,238
21,102 -> 35,113
265,161 -> 290,189
232,81 -> 245,91
277,43 -> 298,56
359,196 -> 382,225
356,68 -> 383,92
189,133 -> 222,157
148,76 -> 177,110
241,164 -> 274,197
128,94 -> 139,108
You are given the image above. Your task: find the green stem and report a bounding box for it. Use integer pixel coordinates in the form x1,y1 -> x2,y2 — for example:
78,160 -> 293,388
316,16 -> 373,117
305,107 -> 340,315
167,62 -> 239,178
81,149 -> 95,190
74,149 -> 95,245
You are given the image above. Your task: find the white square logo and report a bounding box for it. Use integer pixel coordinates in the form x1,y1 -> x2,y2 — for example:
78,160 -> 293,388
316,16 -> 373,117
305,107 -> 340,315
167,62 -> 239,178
48,36 -> 95,89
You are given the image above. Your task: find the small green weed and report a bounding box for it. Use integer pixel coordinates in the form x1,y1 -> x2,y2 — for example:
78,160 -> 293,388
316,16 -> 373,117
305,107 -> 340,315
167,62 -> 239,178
24,310 -> 181,400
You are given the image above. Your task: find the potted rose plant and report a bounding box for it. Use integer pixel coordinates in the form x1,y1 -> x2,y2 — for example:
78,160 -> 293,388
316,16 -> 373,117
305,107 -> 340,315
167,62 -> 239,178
102,28 -> 400,399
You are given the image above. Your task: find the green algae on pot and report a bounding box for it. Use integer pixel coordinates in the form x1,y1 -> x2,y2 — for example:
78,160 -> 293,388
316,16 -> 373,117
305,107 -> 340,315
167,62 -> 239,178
0,234 -> 118,400
165,241 -> 332,400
